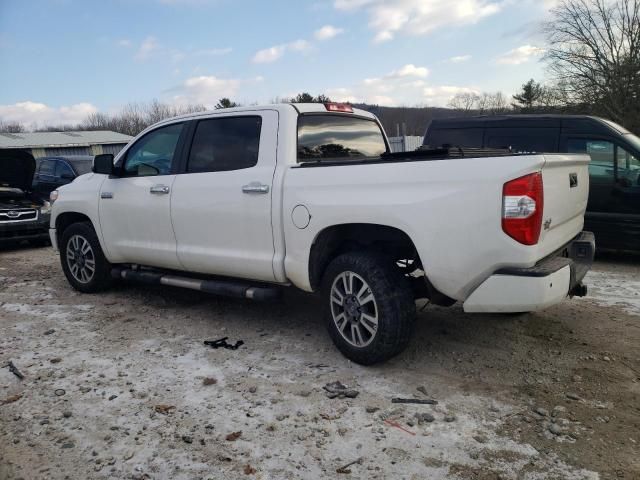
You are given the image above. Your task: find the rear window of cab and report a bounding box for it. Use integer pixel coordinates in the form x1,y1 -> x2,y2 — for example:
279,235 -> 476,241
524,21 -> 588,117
297,114 -> 387,163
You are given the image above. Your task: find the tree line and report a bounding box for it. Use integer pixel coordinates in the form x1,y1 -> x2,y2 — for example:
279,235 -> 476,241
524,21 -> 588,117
2,0 -> 638,137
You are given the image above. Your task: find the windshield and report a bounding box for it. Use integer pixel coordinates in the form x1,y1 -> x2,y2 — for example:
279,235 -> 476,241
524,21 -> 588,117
623,132 -> 640,153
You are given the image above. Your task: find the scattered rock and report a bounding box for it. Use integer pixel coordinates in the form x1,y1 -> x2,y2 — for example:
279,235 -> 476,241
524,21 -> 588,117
365,405 -> 379,414
414,412 -> 435,424
416,386 -> 428,396
62,411 -> 72,418
534,407 -> 549,417
108,395 -> 117,401
202,377 -> 217,386
43,329 -> 55,335
444,415 -> 456,423
571,375 -> 582,383
1,393 -> 23,405
603,356 -> 611,362
566,393 -> 582,401
226,431 -> 242,441
181,435 -> 193,444
154,404 -> 176,415
50,358 -> 62,364
473,434 -> 488,444
61,442 -> 75,449
549,423 -> 563,435
243,464 -> 256,475
323,381 -> 359,399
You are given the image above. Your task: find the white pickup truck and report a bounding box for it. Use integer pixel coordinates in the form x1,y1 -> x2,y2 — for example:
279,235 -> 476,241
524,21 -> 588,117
49,103 -> 595,364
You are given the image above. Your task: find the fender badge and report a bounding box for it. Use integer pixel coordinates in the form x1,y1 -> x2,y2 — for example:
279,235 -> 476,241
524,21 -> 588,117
543,219 -> 552,230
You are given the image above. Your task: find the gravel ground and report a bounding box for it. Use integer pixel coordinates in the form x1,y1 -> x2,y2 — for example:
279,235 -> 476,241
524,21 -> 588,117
0,246 -> 638,480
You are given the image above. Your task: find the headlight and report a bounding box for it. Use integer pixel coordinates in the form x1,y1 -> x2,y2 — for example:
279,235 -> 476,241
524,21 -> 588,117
50,190 -> 59,203
40,200 -> 52,215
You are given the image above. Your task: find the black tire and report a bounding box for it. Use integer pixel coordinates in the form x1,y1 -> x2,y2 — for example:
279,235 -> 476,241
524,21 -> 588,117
321,251 -> 416,365
60,222 -> 113,293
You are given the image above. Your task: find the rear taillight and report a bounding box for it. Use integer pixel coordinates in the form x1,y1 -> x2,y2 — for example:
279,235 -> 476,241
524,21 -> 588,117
502,172 -> 544,245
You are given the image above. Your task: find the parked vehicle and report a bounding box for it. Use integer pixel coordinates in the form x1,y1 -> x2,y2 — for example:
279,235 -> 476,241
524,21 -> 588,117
0,149 -> 51,245
49,103 -> 594,364
423,115 -> 640,252
32,155 -> 94,200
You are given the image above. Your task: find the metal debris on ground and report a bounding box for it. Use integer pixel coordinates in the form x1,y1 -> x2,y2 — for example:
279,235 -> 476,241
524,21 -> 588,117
383,419 -> 416,436
3,360 -> 24,380
204,337 -> 244,350
323,381 -> 359,399
336,457 -> 363,474
54,389 -> 66,397
391,397 -> 438,405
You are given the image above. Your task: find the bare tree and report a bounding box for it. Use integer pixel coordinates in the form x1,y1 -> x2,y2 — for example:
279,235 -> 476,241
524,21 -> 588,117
81,100 -> 207,136
0,120 -> 26,133
543,0 -> 640,131
448,93 -> 480,114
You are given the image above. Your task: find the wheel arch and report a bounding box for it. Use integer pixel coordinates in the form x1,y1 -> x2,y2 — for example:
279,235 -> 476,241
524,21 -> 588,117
308,223 -> 422,292
55,212 -> 94,248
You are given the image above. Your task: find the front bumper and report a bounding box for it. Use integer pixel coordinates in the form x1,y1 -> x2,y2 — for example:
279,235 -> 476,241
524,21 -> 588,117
0,214 -> 50,245
463,231 -> 595,313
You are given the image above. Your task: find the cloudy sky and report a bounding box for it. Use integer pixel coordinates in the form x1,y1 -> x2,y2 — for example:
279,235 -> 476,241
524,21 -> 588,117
0,0 -> 557,127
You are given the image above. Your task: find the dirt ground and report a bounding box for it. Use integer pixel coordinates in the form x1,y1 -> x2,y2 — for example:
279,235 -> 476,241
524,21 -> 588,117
0,246 -> 638,480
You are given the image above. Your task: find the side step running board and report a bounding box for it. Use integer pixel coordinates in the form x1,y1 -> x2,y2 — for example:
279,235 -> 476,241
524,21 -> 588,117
111,268 -> 281,301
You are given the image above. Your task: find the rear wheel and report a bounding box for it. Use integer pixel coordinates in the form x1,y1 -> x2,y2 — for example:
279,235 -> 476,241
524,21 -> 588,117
60,222 -> 113,293
322,251 -> 416,365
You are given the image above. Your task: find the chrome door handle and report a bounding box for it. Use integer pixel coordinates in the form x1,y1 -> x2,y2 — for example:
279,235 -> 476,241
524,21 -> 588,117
242,182 -> 270,194
150,185 -> 170,194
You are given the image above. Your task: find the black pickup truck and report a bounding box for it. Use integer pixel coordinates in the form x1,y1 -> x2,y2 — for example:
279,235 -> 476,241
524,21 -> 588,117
0,149 -> 51,245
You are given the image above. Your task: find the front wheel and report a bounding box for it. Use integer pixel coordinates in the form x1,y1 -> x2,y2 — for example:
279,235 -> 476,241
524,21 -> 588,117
60,222 -> 113,293
322,252 -> 416,365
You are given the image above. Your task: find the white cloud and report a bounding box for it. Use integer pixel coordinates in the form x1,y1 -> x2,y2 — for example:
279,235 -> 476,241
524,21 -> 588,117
325,62 -> 461,106
252,45 -> 287,63
386,63 -> 429,78
252,39 -> 310,63
495,44 -> 545,65
117,39 -> 132,48
334,0 -> 503,43
135,36 -> 160,61
448,54 -> 472,63
314,25 -> 345,40
0,101 -> 98,128
169,75 -> 240,106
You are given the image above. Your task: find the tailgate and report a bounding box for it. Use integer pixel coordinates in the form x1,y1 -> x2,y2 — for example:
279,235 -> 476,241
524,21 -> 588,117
538,154 -> 590,253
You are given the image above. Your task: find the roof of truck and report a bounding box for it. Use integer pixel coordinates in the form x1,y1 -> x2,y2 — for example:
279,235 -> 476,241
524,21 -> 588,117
150,103 -> 376,128
428,114 -> 630,134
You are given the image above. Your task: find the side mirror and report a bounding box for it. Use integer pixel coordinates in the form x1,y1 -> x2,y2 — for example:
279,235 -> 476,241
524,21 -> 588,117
93,154 -> 115,175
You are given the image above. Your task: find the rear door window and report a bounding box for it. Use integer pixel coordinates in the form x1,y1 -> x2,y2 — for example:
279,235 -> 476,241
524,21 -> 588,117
424,128 -> 484,148
485,128 -> 558,153
187,116 -> 262,173
297,114 -> 387,163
